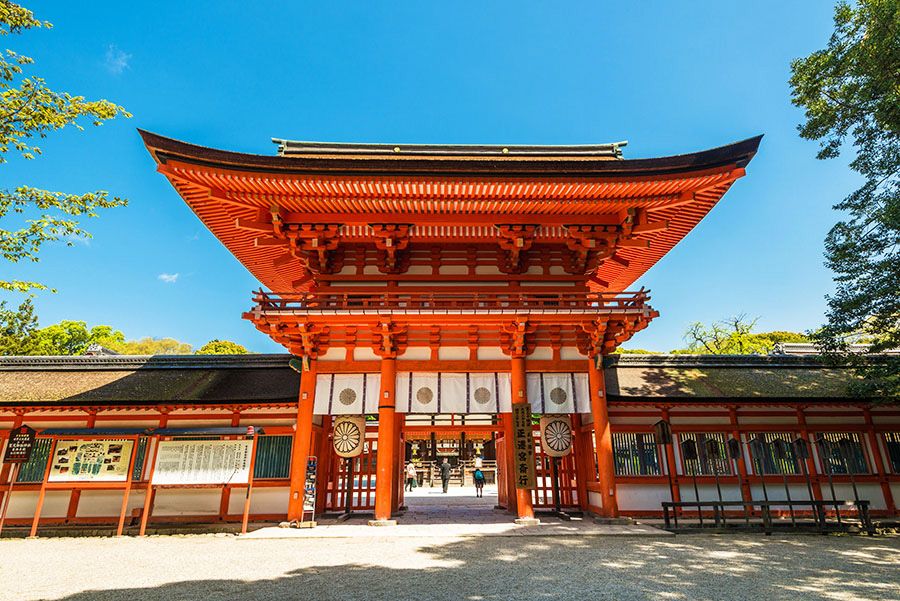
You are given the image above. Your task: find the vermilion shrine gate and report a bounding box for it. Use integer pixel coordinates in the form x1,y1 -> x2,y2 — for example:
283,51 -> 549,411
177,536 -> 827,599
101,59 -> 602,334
140,131 -> 762,523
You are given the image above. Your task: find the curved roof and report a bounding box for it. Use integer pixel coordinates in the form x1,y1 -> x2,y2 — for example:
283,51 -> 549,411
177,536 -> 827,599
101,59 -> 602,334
140,131 -> 762,292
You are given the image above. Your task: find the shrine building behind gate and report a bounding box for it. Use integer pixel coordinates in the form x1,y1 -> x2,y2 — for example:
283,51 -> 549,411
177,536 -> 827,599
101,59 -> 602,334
1,131 -> 898,530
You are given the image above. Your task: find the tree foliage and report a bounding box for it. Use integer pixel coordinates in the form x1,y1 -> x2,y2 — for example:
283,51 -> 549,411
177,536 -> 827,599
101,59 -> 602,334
195,339 -> 250,355
0,300 -> 195,355
789,0 -> 900,398
0,1 -> 130,293
676,315 -> 810,355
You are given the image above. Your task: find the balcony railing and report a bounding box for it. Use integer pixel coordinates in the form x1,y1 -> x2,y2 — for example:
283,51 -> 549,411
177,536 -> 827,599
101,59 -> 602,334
250,289 -> 650,313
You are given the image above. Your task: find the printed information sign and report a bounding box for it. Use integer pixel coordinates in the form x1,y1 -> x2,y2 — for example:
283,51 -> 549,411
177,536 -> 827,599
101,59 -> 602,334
303,456 -> 317,513
3,425 -> 36,463
49,440 -> 134,482
152,440 -> 253,485
512,402 -> 537,489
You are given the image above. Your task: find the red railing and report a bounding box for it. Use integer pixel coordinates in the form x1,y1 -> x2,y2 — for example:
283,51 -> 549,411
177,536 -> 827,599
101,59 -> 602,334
251,288 -> 650,312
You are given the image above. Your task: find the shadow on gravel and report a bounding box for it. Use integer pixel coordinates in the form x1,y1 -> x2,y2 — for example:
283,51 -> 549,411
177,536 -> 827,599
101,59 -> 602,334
37,535 -> 900,601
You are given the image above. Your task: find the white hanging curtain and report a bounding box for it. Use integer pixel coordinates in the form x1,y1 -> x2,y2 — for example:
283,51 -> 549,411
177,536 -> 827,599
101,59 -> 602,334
314,373 -> 382,415
526,372 -> 590,414
396,372 -> 512,414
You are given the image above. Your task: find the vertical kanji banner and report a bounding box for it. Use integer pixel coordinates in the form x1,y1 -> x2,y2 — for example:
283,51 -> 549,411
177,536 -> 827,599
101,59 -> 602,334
512,402 -> 536,489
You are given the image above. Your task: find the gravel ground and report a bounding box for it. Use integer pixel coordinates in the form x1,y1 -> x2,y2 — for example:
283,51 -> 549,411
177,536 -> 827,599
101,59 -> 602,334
1,533 -> 898,601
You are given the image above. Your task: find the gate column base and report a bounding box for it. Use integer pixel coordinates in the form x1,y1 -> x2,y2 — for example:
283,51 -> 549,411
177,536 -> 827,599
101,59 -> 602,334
368,519 -> 398,527
514,517 -> 540,526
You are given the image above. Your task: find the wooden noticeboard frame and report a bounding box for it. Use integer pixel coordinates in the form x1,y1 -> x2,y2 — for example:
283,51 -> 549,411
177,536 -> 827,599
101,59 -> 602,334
512,402 -> 536,489
28,434 -> 142,537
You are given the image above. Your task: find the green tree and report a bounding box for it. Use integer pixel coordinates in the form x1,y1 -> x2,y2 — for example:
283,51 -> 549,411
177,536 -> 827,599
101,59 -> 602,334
0,296 -> 36,353
789,0 -> 899,397
195,339 -> 250,355
1,2 -> 130,293
675,315 -> 810,354
27,320 -> 124,355
106,337 -> 193,355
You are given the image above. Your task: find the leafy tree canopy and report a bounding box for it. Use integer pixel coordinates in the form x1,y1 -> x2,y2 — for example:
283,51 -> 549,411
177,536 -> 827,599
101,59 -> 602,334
674,315 -> 810,355
195,339 -> 250,355
0,299 -> 194,355
1,1 -> 130,293
789,0 -> 899,398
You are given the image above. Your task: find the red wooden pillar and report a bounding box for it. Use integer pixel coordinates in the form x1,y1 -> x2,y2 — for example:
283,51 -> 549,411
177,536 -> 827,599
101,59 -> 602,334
496,413 -> 513,512
510,356 -> 535,520
373,356 -> 397,523
863,408 -> 896,514
287,359 -> 317,522
588,355 -> 617,517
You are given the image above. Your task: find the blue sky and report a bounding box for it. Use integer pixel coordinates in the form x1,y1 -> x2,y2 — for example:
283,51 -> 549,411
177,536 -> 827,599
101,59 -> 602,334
3,1 -> 855,353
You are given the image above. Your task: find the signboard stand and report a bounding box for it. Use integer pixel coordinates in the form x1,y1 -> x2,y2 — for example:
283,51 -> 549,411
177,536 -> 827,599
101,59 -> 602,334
140,433 -> 258,536
1,425 -> 37,537
297,456 -> 317,528
0,464 -> 19,537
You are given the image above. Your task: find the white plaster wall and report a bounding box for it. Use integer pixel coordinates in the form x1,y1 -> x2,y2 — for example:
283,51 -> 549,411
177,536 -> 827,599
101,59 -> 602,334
354,347 -> 381,361
6,490 -> 69,519
670,416 -> 731,426
588,490 -> 603,509
678,483 -> 744,504
152,489 -> 221,516
749,484 -> 828,509
617,484 -> 673,511
474,265 -> 503,275
163,420 -> 234,428
438,346 -> 470,361
477,347 -> 507,360
529,346 -> 553,361
406,265 -> 433,275
227,486 -> 289,515
400,347 -> 432,361
559,347 -> 585,361
738,416 -> 800,425
805,415 -> 866,425
76,490 -> 147,518
317,347 -> 345,361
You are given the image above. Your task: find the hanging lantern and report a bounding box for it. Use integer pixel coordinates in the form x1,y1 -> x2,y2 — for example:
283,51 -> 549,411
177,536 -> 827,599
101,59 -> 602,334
653,420 -> 672,445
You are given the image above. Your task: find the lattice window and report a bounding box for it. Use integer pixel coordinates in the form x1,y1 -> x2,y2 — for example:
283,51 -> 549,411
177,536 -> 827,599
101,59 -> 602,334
748,432 -> 801,475
612,432 -> 660,476
253,435 -> 293,480
885,432 -> 900,473
15,438 -> 53,483
678,432 -> 731,475
816,432 -> 869,474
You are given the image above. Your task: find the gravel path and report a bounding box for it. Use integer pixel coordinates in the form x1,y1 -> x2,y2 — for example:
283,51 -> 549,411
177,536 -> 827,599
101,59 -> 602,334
1,533 -> 897,601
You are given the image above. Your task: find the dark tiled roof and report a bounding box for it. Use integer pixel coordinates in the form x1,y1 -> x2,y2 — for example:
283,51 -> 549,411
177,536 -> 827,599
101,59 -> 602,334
0,353 -> 868,407
604,355 -> 853,399
0,355 -> 298,405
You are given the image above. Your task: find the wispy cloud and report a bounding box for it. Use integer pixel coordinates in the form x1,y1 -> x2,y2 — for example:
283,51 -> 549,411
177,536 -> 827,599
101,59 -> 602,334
158,273 -> 179,284
104,44 -> 131,74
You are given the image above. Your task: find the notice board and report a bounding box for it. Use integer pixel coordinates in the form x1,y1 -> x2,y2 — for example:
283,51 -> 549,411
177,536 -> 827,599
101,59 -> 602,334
152,440 -> 253,485
49,440 -> 134,482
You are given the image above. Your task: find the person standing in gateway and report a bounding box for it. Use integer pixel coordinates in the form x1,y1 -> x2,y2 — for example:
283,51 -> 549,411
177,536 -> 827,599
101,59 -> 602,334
440,458 -> 452,493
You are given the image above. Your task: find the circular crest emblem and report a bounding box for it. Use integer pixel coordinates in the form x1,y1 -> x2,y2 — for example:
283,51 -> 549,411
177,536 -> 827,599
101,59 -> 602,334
416,386 -> 434,405
333,416 -> 365,458
473,387 -> 492,405
549,387 -> 568,405
540,415 -> 573,457
338,388 -> 357,406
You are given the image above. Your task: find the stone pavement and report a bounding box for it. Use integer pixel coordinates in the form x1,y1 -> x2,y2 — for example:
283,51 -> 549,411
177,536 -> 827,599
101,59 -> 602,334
242,485 -> 671,539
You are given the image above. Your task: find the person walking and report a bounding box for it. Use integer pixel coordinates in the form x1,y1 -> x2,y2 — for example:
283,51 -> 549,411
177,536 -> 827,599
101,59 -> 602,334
473,467 -> 485,498
405,462 -> 418,492
440,458 -> 452,493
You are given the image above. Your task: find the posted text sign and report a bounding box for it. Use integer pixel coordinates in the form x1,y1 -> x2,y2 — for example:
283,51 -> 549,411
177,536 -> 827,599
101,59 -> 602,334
153,440 -> 253,485
3,425 -> 36,463
512,402 -> 536,489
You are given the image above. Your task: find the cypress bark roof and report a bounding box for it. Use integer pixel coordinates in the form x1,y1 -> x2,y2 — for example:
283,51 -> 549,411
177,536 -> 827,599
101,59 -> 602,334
0,354 -> 870,406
